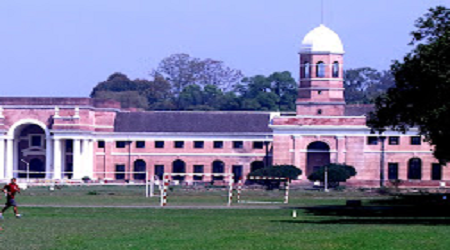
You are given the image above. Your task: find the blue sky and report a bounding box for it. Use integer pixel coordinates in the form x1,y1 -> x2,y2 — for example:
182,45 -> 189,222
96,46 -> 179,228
0,0 -> 447,97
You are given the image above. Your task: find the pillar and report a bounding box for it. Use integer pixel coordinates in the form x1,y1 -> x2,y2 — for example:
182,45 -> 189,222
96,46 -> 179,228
13,139 -> 19,178
45,138 -> 52,179
0,139 -> 5,179
6,139 -> 13,179
53,139 -> 62,180
73,139 -> 82,179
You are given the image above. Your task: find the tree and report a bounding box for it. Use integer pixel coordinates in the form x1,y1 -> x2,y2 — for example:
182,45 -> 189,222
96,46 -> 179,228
248,165 -> 302,189
307,163 -> 357,187
152,53 -> 243,97
368,6 -> 450,164
344,68 -> 395,104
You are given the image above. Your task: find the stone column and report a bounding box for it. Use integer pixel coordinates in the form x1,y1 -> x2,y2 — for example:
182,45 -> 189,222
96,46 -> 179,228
61,140 -> 66,178
13,139 -> 19,178
73,139 -> 82,179
86,140 -> 94,179
53,139 -> 62,180
45,138 -> 52,179
81,139 -> 89,178
336,136 -> 346,164
0,139 -> 5,179
6,139 -> 13,179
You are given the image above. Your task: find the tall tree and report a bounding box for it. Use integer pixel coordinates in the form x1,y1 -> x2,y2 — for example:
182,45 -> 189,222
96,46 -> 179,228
344,68 -> 394,104
368,6 -> 450,163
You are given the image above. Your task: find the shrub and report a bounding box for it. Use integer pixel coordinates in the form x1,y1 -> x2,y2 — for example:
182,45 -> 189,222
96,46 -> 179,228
307,163 -> 357,187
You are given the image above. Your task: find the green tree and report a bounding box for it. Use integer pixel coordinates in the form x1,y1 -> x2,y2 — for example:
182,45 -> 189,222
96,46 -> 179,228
248,165 -> 302,189
344,68 -> 395,104
307,163 -> 357,187
368,6 -> 450,163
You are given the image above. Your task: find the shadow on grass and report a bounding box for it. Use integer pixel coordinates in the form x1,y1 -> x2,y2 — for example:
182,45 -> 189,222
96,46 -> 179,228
278,193 -> 450,225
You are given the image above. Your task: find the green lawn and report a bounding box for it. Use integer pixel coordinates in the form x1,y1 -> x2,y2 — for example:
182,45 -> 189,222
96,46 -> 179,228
1,207 -> 450,250
1,186 -> 448,249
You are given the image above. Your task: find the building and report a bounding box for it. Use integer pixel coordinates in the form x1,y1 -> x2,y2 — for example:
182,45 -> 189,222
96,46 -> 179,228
0,25 -> 444,187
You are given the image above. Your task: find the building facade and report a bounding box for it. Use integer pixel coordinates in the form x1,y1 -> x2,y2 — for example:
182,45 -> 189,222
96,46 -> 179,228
0,25 -> 445,187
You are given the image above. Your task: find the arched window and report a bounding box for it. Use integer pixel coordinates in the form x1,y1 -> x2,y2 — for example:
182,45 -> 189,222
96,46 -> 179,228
408,158 -> 422,180
316,61 -> 325,78
332,61 -> 339,78
172,160 -> 186,181
212,160 -> 225,181
304,62 -> 310,78
133,159 -> 146,180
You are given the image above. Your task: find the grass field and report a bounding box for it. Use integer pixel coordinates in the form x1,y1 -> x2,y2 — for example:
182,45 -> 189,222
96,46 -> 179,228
1,185 -> 450,250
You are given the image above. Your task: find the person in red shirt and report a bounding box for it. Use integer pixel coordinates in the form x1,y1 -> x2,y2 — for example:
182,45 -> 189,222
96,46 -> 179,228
0,178 -> 21,219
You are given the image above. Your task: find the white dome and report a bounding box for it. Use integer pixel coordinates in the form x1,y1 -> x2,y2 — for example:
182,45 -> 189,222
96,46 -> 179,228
300,25 -> 344,54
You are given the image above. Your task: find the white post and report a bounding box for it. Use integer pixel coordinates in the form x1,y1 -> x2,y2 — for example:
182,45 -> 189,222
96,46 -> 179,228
324,166 -> 329,192
53,139 -> 62,180
0,139 -> 5,179
145,171 -> 149,198
6,139 -> 13,179
73,139 -> 82,179
150,175 -> 154,197
45,138 -> 52,179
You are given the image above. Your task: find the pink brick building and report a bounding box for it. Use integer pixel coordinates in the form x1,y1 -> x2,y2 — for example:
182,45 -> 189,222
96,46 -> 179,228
0,25 -> 444,187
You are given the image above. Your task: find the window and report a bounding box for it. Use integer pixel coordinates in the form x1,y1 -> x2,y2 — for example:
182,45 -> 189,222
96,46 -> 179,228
411,136 -> 421,145
316,61 -> 325,77
116,141 -> 127,148
408,158 -> 422,180
66,140 -> 73,152
115,164 -> 125,180
233,141 -> 244,149
253,141 -> 264,149
332,61 -> 339,78
213,141 -> 223,149
155,141 -> 164,148
317,109 -> 322,115
212,161 -> 225,181
388,137 -> 399,145
304,62 -> 310,78
193,165 -> 204,181
367,137 -> 378,145
97,140 -> 105,148
31,135 -> 42,147
194,141 -> 204,149
388,163 -> 399,180
174,141 -> 184,148
136,141 -> 145,148
318,90 -> 322,95
154,165 -> 164,180
432,163 -> 442,180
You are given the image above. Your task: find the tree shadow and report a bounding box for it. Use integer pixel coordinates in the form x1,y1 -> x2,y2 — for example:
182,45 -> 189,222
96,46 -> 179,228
277,194 -> 450,225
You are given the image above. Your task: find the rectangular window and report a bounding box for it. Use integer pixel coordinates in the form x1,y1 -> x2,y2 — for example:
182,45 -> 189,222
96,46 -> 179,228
388,137 -> 399,145
388,163 -> 399,180
155,165 -> 164,180
194,141 -> 204,149
432,163 -> 442,180
98,140 -> 105,148
411,136 -> 421,145
253,141 -> 264,149
31,135 -> 42,147
136,141 -> 145,148
116,141 -> 127,148
174,141 -> 184,148
115,164 -> 125,180
233,141 -> 244,149
193,165 -> 204,181
155,141 -> 164,148
367,137 -> 378,145
213,141 -> 223,149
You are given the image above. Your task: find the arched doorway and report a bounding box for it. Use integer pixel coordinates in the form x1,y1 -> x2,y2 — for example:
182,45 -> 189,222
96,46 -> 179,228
10,121 -> 49,179
29,158 -> 45,178
133,159 -> 146,180
212,160 -> 225,181
250,161 -> 265,173
306,141 -> 330,176
172,160 -> 186,181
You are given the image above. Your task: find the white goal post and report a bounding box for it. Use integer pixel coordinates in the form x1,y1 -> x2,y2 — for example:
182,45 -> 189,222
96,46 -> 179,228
160,173 -> 234,207
11,170 -> 160,198
236,176 -> 290,204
